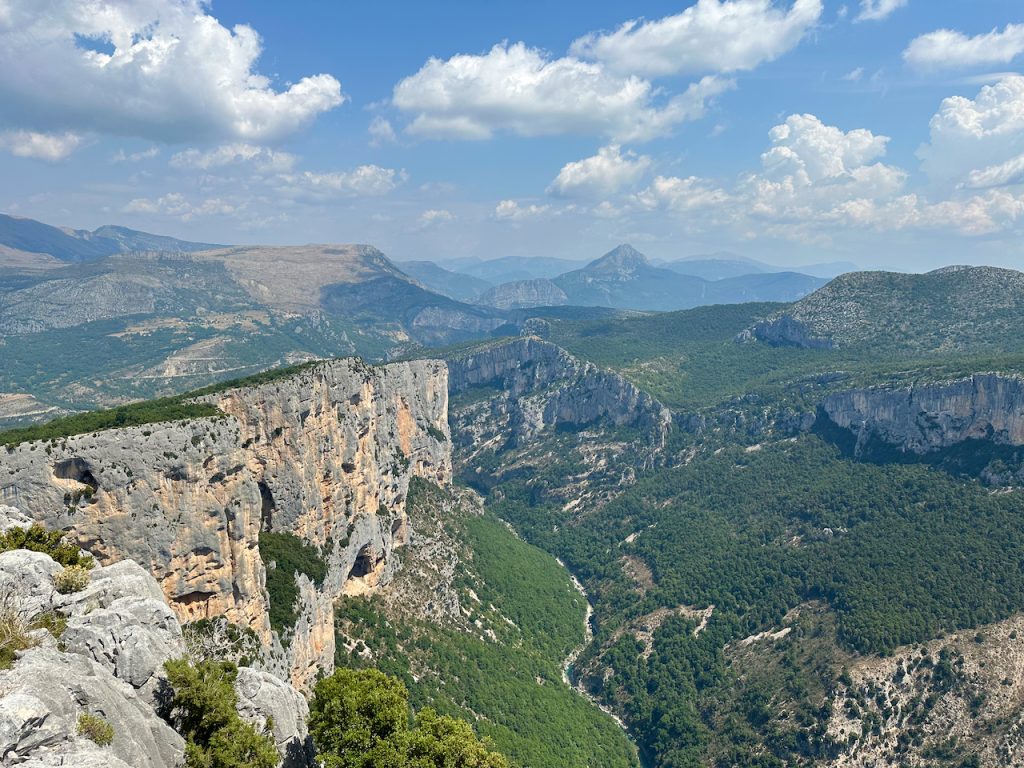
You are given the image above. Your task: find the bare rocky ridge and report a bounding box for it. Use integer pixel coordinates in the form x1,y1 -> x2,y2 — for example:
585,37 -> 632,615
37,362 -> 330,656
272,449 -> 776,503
477,279 -> 569,310
1,358 -> 451,688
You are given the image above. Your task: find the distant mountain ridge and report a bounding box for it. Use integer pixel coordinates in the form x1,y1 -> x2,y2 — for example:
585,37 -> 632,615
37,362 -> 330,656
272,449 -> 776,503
749,265 -> 1024,352
0,212 -> 222,262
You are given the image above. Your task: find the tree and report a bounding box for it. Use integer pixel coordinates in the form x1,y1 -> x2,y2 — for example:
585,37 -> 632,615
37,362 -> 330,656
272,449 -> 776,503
163,658 -> 278,768
309,668 -> 511,768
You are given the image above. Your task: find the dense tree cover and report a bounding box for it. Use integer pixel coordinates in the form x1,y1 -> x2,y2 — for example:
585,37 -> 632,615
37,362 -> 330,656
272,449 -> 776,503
309,668 -> 510,768
258,531 -> 328,634
335,481 -> 639,768
162,658 -> 278,768
486,435 -> 1024,766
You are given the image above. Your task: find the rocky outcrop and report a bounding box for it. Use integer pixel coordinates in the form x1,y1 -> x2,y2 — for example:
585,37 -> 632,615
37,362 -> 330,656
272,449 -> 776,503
0,505 -> 313,768
478,279 -> 568,310
1,358 -> 451,686
447,337 -> 671,445
741,314 -> 833,349
0,547 -> 185,768
818,374 -> 1024,456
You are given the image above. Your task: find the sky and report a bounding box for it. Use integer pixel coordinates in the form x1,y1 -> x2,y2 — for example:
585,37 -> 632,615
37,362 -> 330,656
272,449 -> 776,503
1,1 -> 1023,271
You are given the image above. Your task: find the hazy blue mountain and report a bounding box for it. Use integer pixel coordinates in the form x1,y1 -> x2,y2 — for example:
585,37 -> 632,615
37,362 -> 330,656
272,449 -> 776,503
549,244 -> 823,311
395,260 -> 493,301
0,213 -> 222,262
440,255 -> 588,284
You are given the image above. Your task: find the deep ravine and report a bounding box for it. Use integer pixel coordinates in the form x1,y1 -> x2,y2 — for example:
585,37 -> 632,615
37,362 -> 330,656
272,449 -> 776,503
558,557 -> 648,768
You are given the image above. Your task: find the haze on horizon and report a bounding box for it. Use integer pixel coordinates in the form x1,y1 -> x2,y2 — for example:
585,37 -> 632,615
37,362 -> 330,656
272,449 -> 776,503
1,0 -> 1023,271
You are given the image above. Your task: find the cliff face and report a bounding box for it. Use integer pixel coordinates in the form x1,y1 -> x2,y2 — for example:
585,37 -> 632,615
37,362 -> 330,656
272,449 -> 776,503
478,279 -> 569,310
0,358 -> 451,687
818,374 -> 1024,455
447,337 -> 672,446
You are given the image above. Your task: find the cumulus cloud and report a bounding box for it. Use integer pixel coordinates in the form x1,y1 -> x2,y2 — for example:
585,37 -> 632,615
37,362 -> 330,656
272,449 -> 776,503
493,200 -> 554,220
634,175 -> 734,212
277,166 -> 407,200
0,130 -> 81,161
626,111 -> 1024,239
548,145 -> 651,198
368,117 -> 397,146
170,144 -> 297,173
0,0 -> 344,143
854,0 -> 907,23
904,24 -> 1024,70
418,209 -> 454,228
570,0 -> 822,77
392,42 -> 734,142
123,192 -> 235,221
919,76 -> 1024,185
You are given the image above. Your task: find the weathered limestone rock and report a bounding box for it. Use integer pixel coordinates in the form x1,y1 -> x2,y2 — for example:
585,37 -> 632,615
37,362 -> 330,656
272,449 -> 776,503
447,337 -> 672,446
819,374 -> 1024,455
235,666 -> 314,768
1,358 -> 451,685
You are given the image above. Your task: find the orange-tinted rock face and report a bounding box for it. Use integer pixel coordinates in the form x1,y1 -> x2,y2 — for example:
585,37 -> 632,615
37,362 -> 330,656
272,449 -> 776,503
2,358 -> 451,687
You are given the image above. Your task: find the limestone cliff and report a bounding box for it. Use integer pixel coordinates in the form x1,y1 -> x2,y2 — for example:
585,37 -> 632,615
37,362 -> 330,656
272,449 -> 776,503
447,337 -> 672,447
818,373 -> 1024,456
0,358 -> 451,687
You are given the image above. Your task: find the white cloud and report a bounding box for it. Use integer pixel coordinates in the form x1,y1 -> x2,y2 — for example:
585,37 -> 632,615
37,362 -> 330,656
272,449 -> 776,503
634,175 -> 734,212
493,200 -> 553,220
369,116 -> 397,146
569,0 -> 822,77
418,209 -> 454,228
626,111 -> 1024,239
963,153 -> 1024,189
278,166 -> 407,199
123,192 -> 235,221
170,144 -> 297,173
904,24 -> 1024,70
919,76 -> 1024,185
392,42 -> 734,142
0,0 -> 344,143
548,145 -> 651,198
0,130 -> 81,161
842,67 -> 864,81
854,0 -> 907,23
112,146 -> 160,163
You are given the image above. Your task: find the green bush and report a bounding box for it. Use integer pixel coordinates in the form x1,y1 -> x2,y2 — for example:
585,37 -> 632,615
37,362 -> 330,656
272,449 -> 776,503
0,525 -> 94,569
77,713 -> 114,747
163,658 -> 278,768
0,609 -> 35,670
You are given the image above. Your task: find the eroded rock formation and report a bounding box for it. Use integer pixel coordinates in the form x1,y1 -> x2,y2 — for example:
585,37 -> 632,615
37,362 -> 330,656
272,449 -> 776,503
1,358 -> 451,686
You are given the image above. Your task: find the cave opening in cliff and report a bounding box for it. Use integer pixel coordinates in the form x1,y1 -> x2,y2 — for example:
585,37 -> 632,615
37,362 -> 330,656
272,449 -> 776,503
258,480 -> 276,530
349,544 -> 377,579
53,458 -> 98,490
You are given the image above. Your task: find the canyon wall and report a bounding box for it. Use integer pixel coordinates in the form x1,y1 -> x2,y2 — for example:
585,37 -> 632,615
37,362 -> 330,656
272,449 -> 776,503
0,358 -> 451,687
818,373 -> 1024,455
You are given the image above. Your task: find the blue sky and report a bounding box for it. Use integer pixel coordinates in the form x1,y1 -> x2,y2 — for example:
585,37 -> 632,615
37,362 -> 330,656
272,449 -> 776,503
1,1 -> 1023,271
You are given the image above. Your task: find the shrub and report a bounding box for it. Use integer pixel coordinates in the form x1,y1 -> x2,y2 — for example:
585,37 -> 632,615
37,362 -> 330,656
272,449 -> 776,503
0,525 -> 94,569
163,658 -> 278,768
31,610 -> 67,640
54,565 -> 91,594
0,608 -> 34,670
77,713 -> 115,746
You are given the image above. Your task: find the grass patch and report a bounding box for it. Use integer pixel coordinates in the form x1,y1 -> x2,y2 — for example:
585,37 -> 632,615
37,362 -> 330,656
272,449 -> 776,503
77,713 -> 115,747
